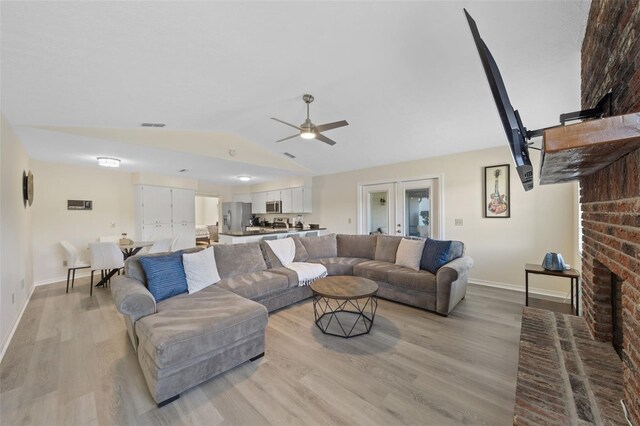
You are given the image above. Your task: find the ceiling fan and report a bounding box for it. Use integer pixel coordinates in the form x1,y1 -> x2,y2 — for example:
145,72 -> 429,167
271,94 -> 348,146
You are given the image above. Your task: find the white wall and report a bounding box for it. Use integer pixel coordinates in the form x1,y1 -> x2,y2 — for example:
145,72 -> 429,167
195,195 -> 219,226
1,114 -> 34,358
30,160 -> 135,285
307,145 -> 577,294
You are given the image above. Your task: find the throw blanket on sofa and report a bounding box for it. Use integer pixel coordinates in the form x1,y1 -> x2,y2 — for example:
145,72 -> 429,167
266,238 -> 327,286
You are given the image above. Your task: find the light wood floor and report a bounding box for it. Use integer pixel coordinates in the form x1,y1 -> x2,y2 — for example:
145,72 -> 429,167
1,279 -> 524,426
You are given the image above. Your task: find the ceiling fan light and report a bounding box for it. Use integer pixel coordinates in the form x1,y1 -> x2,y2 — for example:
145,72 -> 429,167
97,157 -> 121,167
237,175 -> 252,182
300,131 -> 315,139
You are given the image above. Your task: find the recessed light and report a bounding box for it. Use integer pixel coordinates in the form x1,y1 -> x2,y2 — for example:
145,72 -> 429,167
97,157 -> 121,168
237,175 -> 252,182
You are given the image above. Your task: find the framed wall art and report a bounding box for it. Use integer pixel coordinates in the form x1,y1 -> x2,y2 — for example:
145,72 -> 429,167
483,164 -> 510,218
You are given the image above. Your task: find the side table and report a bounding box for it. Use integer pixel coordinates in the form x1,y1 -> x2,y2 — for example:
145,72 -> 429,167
525,263 -> 580,316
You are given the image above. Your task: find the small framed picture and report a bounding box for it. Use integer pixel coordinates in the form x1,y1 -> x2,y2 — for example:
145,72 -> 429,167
484,164 -> 510,218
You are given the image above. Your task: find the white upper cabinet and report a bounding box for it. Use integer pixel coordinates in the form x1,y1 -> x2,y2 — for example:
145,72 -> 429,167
303,186 -> 312,213
172,188 -> 195,224
141,186 -> 172,224
291,187 -> 304,213
251,192 -> 267,214
280,189 -> 293,213
266,191 -> 281,202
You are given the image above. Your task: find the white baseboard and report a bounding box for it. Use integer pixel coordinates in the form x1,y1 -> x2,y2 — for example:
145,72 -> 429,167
469,278 -> 571,304
0,285 -> 35,363
34,271 -> 91,287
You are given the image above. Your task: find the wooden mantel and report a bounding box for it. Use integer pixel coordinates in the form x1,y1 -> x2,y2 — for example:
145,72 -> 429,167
539,112 -> 640,185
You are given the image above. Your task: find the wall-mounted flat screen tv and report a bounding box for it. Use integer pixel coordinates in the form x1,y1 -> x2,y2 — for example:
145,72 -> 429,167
464,9 -> 534,191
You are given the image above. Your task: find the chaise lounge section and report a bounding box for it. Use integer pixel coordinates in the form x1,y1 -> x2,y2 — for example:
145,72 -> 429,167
111,233 -> 473,405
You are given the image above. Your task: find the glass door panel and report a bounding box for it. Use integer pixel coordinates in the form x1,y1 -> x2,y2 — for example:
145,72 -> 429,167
362,183 -> 394,235
396,179 -> 438,239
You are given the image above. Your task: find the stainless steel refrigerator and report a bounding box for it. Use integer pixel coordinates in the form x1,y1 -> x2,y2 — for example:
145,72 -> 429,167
221,202 -> 252,233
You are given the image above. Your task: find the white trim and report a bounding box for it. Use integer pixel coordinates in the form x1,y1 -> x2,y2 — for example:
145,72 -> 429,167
470,278 -> 572,303
0,285 -> 35,363
34,271 -> 91,287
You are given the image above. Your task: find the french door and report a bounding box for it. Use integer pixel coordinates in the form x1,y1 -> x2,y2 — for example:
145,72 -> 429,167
361,178 -> 440,238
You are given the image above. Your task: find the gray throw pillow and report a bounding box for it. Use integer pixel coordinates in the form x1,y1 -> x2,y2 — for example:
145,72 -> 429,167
375,235 -> 403,263
300,233 -> 337,259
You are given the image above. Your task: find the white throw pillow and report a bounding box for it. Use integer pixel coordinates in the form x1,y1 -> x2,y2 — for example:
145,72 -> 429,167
395,238 -> 426,271
182,246 -> 221,294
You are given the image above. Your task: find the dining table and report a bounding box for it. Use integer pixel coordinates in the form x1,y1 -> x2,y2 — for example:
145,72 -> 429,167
94,240 -> 154,288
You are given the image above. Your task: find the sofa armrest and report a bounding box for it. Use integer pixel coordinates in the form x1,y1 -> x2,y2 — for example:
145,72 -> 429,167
111,276 -> 156,322
436,256 -> 474,315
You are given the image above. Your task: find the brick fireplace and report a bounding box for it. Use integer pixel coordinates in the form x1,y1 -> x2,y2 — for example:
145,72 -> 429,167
580,1 -> 640,423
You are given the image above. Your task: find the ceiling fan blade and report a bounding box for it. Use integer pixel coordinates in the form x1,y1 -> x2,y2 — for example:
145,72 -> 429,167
271,117 -> 302,131
314,120 -> 349,133
275,134 -> 299,143
315,133 -> 337,146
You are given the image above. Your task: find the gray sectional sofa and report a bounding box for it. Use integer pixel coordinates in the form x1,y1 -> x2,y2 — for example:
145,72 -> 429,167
111,233 -> 473,406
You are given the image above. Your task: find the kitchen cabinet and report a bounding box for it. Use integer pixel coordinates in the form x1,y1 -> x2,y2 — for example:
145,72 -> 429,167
134,185 -> 196,244
266,191 -> 281,202
303,186 -> 312,213
280,189 -> 293,213
251,192 -> 267,214
140,186 -> 172,224
291,187 -> 312,213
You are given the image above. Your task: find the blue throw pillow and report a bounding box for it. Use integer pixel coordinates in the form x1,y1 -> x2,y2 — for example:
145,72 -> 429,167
421,238 -> 457,274
139,251 -> 188,302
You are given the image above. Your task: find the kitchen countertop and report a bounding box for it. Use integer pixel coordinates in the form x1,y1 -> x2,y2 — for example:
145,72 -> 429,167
219,228 -> 326,237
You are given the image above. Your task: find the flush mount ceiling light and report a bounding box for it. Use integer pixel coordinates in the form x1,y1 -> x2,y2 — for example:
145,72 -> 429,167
97,157 -> 121,168
237,175 -> 252,182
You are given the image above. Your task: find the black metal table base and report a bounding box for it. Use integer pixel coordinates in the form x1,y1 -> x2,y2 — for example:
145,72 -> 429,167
313,294 -> 378,338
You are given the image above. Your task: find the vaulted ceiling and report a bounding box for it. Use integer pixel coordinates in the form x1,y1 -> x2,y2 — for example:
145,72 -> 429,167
1,1 -> 590,185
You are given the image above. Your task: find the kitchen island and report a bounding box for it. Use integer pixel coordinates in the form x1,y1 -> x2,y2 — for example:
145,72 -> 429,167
218,228 -> 327,244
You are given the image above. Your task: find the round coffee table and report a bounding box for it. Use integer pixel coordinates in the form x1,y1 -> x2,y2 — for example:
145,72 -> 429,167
310,276 -> 378,338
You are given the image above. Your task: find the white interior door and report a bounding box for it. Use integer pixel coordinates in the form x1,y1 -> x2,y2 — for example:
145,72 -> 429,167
362,183 -> 395,235
396,180 -> 439,239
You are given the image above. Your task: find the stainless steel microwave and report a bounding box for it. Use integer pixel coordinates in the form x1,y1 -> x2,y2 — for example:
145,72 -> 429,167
266,201 -> 282,213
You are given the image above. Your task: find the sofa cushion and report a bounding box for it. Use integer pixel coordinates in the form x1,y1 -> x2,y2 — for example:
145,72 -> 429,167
395,238 -> 426,271
213,242 -> 267,278
138,251 -> 188,302
300,233 -> 337,259
216,270 -> 290,300
421,238 -> 464,273
182,246 -> 221,294
375,235 -> 403,263
353,260 -> 406,283
336,234 -> 376,259
126,247 -> 202,285
268,266 -> 300,287
136,285 -> 267,369
388,267 -> 437,293
307,257 -> 369,276
260,237 -> 309,269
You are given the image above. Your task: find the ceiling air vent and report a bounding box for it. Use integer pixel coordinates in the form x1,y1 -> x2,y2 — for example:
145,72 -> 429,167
284,152 -> 296,158
141,123 -> 166,127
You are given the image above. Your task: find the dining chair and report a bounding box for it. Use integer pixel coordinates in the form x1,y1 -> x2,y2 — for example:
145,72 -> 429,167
60,240 -> 90,293
88,242 -> 124,296
148,238 -> 172,254
99,235 -> 120,243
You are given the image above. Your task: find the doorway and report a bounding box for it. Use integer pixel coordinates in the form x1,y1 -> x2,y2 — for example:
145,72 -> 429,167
359,178 -> 441,238
195,195 -> 220,244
